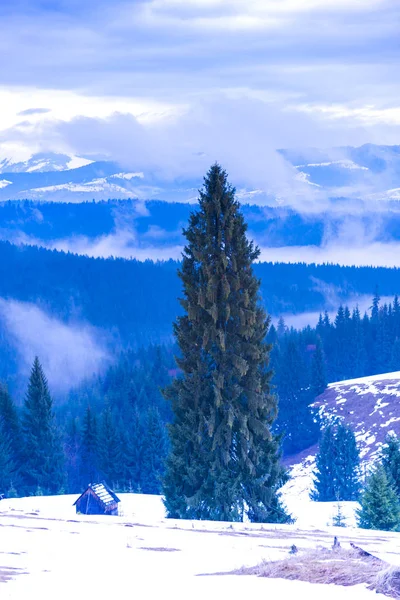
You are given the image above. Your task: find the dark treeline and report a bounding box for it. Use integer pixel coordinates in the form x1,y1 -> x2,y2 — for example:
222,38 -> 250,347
1,240 -> 400,356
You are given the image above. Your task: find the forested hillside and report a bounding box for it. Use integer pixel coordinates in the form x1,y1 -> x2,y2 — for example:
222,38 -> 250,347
1,228 -> 400,495
1,241 -> 400,345
1,288 -> 399,496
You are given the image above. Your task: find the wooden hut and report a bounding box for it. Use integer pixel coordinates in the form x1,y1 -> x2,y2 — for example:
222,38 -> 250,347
74,482 -> 120,516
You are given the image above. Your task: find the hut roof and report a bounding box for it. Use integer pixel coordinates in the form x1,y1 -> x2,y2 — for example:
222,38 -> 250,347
74,482 -> 120,508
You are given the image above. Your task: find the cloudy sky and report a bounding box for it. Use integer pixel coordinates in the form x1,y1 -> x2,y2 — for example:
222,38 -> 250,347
1,0 -> 399,167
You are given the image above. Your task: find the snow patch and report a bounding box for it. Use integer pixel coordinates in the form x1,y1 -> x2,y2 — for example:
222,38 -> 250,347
111,172 -> 144,180
380,416 -> 400,428
66,156 -> 94,170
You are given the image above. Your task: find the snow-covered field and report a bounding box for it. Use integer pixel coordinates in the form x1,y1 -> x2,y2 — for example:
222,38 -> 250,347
1,487 -> 400,600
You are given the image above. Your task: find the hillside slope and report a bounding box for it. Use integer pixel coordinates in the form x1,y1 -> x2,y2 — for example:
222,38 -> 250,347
313,372 -> 400,462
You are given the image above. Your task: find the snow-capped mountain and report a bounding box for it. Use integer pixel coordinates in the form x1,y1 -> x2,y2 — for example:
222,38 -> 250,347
0,152 -> 94,174
281,143 -> 400,199
0,144 -> 400,203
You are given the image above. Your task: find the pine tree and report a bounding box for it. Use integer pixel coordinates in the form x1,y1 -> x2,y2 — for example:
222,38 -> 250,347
124,408 -> 144,492
335,424 -> 360,500
357,467 -> 400,531
276,339 -> 318,454
163,164 -> 289,523
64,417 -> 81,493
390,339 -> 400,372
311,423 -> 359,501
0,384 -> 21,487
21,357 -> 66,494
381,434 -> 400,495
0,418 -> 16,493
80,406 -> 99,486
311,337 -> 327,398
98,407 -> 122,487
311,424 -> 337,501
351,307 -> 367,378
332,503 -> 346,527
141,407 -> 169,494
0,384 -> 20,442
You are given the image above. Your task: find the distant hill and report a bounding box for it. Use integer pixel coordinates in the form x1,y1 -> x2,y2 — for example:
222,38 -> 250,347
285,371 -> 400,479
313,372 -> 400,463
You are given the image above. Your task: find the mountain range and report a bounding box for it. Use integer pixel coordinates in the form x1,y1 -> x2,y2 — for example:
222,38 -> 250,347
1,144 -> 400,203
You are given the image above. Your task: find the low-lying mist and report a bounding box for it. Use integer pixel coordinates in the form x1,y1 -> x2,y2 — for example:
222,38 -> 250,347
0,298 -> 112,397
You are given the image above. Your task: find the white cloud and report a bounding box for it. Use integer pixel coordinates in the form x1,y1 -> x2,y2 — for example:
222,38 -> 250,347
257,242 -> 400,268
0,299 -> 111,394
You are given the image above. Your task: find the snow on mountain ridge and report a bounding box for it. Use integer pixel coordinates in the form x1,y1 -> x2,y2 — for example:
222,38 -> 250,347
0,152 -> 94,174
295,160 -> 369,171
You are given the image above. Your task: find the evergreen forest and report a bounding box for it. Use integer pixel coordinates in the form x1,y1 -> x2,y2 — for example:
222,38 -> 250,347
1,188 -> 400,501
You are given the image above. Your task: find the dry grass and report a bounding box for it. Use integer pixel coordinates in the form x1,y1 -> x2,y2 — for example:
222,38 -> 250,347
235,547 -> 390,590
374,567 -> 400,599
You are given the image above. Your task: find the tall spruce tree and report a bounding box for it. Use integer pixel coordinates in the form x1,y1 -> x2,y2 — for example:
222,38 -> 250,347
163,164 -> 289,523
21,357 -> 66,494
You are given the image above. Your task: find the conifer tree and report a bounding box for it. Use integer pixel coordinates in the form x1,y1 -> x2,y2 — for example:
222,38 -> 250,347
276,339 -> 318,454
141,407 -> 169,494
21,357 -> 66,494
98,407 -> 122,487
311,424 -> 337,501
332,503 -> 346,527
80,406 -> 99,486
0,418 -> 16,493
163,164 -> 289,523
357,466 -> 400,531
390,339 -> 400,372
311,337 -> 327,398
0,384 -> 21,484
0,384 -> 20,443
381,434 -> 400,495
64,417 -> 81,493
335,424 -> 360,500
124,408 -> 144,491
311,423 -> 359,501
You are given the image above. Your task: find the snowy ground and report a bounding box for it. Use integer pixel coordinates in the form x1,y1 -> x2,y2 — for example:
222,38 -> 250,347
1,488 -> 400,600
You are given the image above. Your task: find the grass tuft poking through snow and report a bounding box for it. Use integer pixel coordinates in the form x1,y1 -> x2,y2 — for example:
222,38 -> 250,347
236,547 -> 387,591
